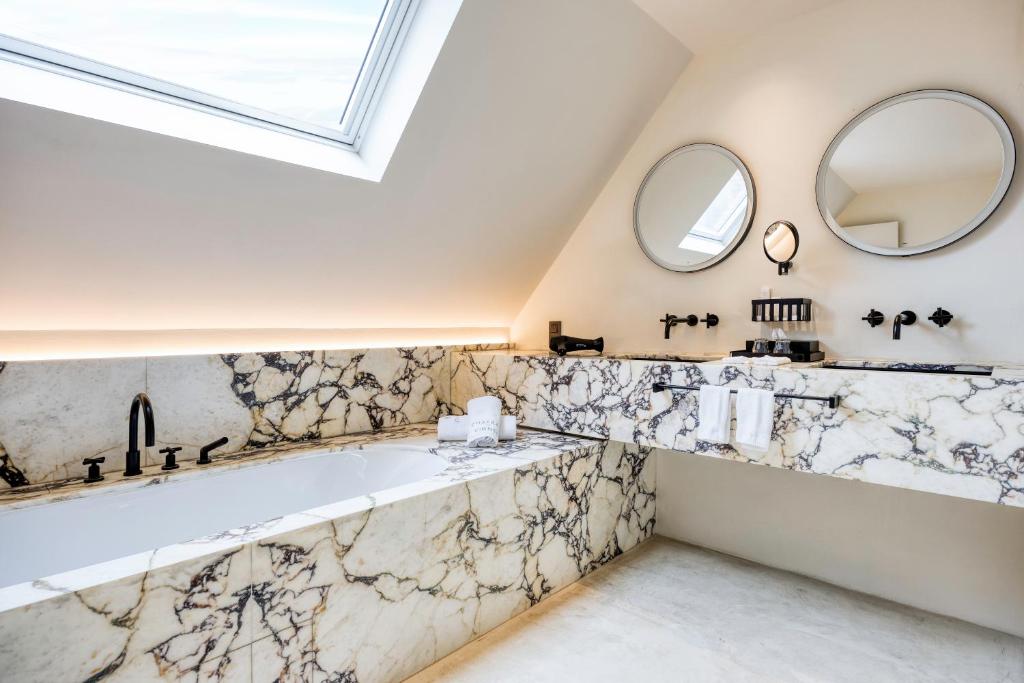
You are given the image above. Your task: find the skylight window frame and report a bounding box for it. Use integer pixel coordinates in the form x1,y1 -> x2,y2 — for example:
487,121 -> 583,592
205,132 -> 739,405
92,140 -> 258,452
0,0 -> 420,151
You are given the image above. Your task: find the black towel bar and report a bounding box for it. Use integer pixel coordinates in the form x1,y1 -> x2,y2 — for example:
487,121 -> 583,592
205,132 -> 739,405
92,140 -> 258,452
652,382 -> 840,409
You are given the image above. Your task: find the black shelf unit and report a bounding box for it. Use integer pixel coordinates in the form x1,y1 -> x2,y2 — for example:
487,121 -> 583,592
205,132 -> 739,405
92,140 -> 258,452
752,298 -> 811,322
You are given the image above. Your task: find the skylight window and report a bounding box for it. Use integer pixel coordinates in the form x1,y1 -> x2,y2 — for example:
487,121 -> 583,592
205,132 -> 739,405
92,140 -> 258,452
679,170 -> 748,254
0,0 -> 419,148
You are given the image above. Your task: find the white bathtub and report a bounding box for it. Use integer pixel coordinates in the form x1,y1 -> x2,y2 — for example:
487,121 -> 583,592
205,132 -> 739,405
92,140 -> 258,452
0,446 -> 447,589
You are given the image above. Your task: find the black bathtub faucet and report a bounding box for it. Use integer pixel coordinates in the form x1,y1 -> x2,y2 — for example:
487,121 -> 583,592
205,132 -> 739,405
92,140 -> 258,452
549,335 -> 604,356
124,392 -> 155,476
198,436 -> 229,465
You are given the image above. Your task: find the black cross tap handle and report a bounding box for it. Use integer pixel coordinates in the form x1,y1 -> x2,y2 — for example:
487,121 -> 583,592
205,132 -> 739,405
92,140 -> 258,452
82,457 -> 106,483
159,446 -> 182,471
700,314 -> 719,328
861,309 -> 884,328
928,308 -> 954,328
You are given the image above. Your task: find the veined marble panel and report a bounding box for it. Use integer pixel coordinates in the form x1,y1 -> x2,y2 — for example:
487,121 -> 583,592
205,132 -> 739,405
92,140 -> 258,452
0,426 -> 654,682
221,347 -> 450,447
0,357 -> 147,486
452,351 -> 1024,507
0,346 -> 455,489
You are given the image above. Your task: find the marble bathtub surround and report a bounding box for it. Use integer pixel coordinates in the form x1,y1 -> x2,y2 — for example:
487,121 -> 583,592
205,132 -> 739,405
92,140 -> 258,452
0,344 -> 517,489
0,424 -> 655,682
451,350 -> 1024,507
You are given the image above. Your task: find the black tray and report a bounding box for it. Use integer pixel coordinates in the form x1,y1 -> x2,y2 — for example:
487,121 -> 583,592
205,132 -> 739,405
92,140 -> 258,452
730,350 -> 825,362
744,339 -> 819,353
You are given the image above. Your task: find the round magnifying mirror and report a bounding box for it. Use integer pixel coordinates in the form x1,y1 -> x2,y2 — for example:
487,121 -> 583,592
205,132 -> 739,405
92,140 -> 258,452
763,221 -> 799,274
816,90 -> 1014,256
634,143 -> 756,272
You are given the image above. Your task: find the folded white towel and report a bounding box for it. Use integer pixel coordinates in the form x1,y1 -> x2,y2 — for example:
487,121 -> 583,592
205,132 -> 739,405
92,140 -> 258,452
720,356 -> 751,365
466,396 -> 502,447
696,385 -> 732,444
438,415 -> 517,441
753,356 -> 792,366
735,388 -> 774,451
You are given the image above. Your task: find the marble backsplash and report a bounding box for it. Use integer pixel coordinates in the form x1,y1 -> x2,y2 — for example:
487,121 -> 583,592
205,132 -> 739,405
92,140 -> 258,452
0,345 -> 508,488
451,351 -> 1024,507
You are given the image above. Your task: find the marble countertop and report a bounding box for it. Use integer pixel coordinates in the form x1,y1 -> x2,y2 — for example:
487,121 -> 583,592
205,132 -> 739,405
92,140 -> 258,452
472,349 -> 1024,377
451,349 -> 1024,507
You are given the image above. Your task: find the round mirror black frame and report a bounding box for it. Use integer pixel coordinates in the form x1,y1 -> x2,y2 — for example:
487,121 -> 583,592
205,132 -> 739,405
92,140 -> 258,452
763,220 -> 799,275
815,89 -> 1015,257
634,143 -> 756,272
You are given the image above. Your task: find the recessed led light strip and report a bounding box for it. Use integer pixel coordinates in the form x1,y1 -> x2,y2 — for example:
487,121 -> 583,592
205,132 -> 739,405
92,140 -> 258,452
0,327 -> 510,361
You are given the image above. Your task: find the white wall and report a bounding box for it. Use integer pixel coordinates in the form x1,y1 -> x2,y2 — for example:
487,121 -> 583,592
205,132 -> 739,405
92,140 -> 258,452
656,451 -> 1024,637
837,173 -> 1001,248
0,0 -> 688,354
513,0 -> 1024,365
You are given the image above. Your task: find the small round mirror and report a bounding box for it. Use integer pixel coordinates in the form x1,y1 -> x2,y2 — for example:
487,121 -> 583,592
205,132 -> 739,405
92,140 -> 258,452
816,90 -> 1014,256
634,143 -> 756,272
763,221 -> 799,274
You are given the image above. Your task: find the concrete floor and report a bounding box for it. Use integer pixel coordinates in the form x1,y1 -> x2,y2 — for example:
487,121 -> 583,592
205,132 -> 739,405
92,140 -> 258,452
408,537 -> 1024,683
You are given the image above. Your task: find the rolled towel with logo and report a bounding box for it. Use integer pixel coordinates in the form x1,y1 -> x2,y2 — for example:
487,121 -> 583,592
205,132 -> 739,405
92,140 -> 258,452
438,415 -> 517,441
466,396 -> 502,447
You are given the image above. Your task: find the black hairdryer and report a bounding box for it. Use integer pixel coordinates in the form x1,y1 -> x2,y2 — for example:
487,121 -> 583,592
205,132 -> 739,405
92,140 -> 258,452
549,335 -> 604,357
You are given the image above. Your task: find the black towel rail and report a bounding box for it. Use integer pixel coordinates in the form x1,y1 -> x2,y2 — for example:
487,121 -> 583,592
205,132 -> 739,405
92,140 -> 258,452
652,382 -> 840,409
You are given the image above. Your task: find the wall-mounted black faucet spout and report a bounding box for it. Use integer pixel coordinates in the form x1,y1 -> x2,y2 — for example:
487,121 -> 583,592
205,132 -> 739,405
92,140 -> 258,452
660,314 -> 700,339
549,335 -> 604,356
893,310 -> 916,340
124,392 -> 155,476
660,314 -> 679,339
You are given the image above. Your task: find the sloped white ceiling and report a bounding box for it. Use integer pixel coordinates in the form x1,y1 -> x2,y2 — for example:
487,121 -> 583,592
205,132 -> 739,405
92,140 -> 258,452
632,0 -> 843,55
0,0 -> 688,337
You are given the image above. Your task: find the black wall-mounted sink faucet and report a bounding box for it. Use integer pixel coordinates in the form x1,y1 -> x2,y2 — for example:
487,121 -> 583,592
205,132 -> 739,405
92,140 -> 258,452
660,313 -> 700,339
893,310 -> 917,340
124,392 -> 155,476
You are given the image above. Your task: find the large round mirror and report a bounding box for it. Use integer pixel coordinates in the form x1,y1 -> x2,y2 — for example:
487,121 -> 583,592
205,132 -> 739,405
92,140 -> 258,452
634,143 -> 756,272
816,90 -> 1014,256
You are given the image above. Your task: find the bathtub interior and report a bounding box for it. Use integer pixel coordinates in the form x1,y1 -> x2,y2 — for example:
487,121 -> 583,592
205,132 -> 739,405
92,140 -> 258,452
0,446 -> 447,590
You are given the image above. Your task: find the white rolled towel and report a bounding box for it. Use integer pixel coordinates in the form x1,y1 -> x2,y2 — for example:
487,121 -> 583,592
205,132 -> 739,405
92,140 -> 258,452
466,396 -> 502,447
438,415 -> 517,441
753,356 -> 792,366
720,356 -> 751,365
